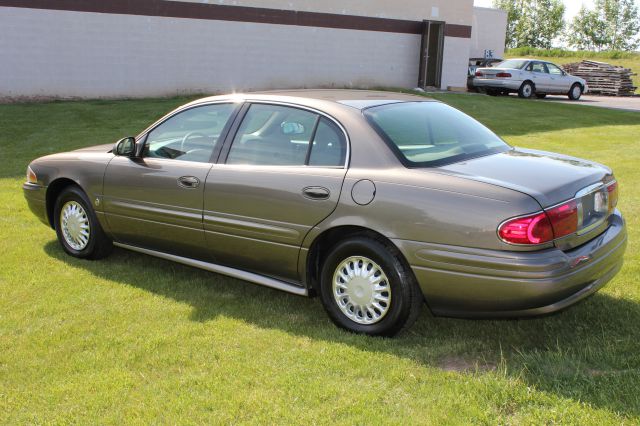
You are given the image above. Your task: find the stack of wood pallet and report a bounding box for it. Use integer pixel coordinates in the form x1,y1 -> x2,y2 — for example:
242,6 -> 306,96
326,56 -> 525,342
562,60 -> 637,96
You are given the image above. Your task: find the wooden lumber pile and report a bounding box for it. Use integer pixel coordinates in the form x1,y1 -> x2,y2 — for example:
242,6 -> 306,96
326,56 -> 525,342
562,60 -> 637,96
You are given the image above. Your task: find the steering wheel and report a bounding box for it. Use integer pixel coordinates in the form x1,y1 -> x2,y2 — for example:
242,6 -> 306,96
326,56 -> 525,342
180,131 -> 208,153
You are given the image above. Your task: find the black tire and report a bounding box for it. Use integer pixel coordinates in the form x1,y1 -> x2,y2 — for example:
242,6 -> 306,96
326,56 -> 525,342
54,185 -> 113,260
535,93 -> 547,99
568,83 -> 583,100
518,81 -> 535,99
319,235 -> 423,337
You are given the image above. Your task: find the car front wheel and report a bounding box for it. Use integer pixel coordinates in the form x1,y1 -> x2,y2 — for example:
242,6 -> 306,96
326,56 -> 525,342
54,185 -> 113,260
568,83 -> 583,100
319,236 -> 423,337
518,81 -> 535,99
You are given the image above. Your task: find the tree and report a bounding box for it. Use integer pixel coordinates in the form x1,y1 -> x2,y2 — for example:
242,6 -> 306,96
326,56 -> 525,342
567,0 -> 640,51
566,7 -> 609,50
493,0 -> 565,49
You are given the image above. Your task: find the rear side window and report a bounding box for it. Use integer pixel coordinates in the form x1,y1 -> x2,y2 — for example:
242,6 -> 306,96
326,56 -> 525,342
308,118 -> 347,167
364,101 -> 510,167
226,104 -> 346,167
527,62 -> 548,73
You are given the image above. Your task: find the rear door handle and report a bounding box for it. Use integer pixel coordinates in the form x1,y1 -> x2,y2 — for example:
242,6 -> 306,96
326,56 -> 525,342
178,176 -> 200,189
302,186 -> 330,200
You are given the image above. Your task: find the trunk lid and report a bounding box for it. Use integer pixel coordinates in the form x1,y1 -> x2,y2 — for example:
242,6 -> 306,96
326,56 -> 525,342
436,148 -> 615,250
437,148 -> 611,208
474,67 -> 516,78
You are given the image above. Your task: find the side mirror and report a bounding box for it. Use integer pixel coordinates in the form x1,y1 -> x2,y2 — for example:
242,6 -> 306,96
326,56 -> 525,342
114,137 -> 136,157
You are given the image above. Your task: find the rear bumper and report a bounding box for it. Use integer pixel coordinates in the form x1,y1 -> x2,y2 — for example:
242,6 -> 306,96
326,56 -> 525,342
472,78 -> 522,91
23,182 -> 49,226
394,210 -> 627,318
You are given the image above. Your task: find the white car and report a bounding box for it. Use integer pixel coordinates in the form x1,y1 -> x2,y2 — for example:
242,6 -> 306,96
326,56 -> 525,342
473,59 -> 588,100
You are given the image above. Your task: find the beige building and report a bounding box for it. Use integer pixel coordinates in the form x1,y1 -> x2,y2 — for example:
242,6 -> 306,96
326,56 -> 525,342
0,0 -> 507,99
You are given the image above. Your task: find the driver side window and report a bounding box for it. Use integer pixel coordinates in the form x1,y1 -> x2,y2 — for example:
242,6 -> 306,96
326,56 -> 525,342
547,63 -> 564,75
143,103 -> 235,163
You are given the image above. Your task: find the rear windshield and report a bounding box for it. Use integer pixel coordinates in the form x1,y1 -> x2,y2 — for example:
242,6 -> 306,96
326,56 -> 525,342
364,102 -> 510,167
495,59 -> 528,69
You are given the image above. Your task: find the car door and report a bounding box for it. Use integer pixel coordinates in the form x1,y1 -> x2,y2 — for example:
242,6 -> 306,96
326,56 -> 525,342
527,61 -> 552,92
546,63 -> 571,94
103,102 -> 238,260
203,102 -> 348,282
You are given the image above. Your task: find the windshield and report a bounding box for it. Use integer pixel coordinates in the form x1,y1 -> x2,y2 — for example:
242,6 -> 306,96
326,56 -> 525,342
495,59 -> 528,69
364,102 -> 510,167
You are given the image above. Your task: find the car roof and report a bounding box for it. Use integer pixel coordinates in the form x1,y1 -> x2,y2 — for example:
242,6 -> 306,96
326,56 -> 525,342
508,58 -> 557,64
184,89 -> 435,111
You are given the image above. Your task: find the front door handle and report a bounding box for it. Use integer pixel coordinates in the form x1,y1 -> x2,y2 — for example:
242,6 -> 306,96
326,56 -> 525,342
302,186 -> 330,200
178,176 -> 200,189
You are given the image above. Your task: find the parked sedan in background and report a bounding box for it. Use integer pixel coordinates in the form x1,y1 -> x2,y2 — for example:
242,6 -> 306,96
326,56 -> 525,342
467,57 -> 503,91
473,58 -> 588,100
23,90 -> 625,336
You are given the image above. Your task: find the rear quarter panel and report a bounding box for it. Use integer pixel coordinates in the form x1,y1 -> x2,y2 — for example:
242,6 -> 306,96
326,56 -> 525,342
308,167 -> 547,252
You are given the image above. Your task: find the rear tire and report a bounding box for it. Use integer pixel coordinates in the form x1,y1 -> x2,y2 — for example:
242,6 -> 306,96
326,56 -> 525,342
319,236 -> 423,337
54,186 -> 113,260
518,81 -> 535,99
568,83 -> 583,100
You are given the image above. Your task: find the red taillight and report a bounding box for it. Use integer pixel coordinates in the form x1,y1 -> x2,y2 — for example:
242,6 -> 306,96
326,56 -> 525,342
496,72 -> 512,78
498,200 -> 579,245
475,71 -> 483,77
498,212 -> 554,245
607,181 -> 618,212
545,200 -> 579,239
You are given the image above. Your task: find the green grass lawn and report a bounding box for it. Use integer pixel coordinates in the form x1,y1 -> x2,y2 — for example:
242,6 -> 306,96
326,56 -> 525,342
1,94 -> 639,424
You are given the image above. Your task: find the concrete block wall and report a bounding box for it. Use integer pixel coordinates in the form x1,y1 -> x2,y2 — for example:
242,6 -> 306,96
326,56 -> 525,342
0,0 -> 486,99
0,7 -> 420,99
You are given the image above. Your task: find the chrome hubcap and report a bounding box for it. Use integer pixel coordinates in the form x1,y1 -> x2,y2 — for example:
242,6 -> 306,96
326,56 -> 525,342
60,201 -> 90,250
573,87 -> 581,98
524,85 -> 532,96
332,256 -> 391,325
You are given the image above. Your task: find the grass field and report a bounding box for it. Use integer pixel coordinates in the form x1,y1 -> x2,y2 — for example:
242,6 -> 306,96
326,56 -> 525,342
1,93 -> 639,424
505,49 -> 640,94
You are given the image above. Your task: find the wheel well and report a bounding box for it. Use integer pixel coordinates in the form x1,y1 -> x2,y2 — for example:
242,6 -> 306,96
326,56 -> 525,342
305,226 -> 407,295
522,80 -> 535,89
45,178 -> 79,228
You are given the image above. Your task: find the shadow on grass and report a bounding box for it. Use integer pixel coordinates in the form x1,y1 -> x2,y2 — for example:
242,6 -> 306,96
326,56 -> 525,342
44,241 -> 640,418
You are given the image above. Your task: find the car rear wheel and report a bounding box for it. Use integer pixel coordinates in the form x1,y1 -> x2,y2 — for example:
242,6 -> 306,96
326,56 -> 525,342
54,186 -> 113,260
568,83 -> 583,100
319,236 -> 423,336
518,81 -> 535,99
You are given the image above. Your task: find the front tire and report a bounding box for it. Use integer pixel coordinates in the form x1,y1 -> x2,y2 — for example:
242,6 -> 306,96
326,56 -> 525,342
54,185 -> 113,260
568,83 -> 583,100
319,236 -> 423,337
518,81 -> 535,99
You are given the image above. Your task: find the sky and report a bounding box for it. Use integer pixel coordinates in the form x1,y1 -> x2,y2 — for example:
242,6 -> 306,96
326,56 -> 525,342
473,0 -> 638,22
